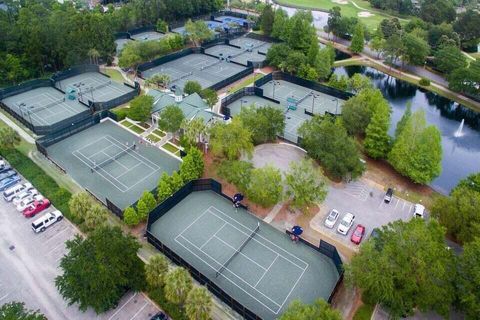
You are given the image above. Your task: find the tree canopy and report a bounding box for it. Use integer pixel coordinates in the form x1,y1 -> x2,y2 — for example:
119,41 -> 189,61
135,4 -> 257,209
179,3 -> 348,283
209,118 -> 253,160
128,95 -> 154,122
457,238 -> 480,318
179,147 -> 204,182
238,105 -> 285,145
157,105 -> 185,135
349,23 -> 365,54
0,302 -> 47,320
55,226 -> 145,313
247,165 -> 283,208
184,80 -> 202,95
346,219 -> 456,318
184,19 -> 214,46
279,299 -> 342,320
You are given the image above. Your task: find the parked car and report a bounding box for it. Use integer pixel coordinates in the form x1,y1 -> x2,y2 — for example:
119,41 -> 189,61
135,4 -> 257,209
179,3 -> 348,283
324,209 -> 340,228
16,194 -> 44,212
0,164 -> 12,174
12,188 -> 39,206
351,224 -> 366,244
150,312 -> 169,320
23,199 -> 51,218
3,182 -> 33,201
0,169 -> 16,182
337,213 -> 355,235
384,188 -> 393,203
31,210 -> 63,233
413,204 -> 425,218
0,175 -> 21,191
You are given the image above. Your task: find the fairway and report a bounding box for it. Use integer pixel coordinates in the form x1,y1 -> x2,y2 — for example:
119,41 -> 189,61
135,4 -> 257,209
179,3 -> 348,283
275,0 -> 409,31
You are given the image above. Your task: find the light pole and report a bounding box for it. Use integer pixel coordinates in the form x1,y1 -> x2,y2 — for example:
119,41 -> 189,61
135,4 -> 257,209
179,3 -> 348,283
240,99 -> 248,109
272,80 -> 280,99
311,94 -> 319,114
332,98 -> 339,115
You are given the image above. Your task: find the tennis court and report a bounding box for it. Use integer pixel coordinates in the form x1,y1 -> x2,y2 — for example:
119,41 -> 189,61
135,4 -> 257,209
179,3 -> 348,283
215,15 -> 249,27
1,87 -> 89,127
46,119 -> 180,209
230,37 -> 272,55
261,80 -> 345,116
115,38 -> 133,55
130,31 -> 166,42
55,72 -> 134,104
172,20 -> 223,35
204,43 -> 268,66
141,53 -> 248,89
149,190 -> 339,319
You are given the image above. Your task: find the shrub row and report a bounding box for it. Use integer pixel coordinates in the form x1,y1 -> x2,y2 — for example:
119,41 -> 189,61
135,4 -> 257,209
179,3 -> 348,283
148,286 -> 188,320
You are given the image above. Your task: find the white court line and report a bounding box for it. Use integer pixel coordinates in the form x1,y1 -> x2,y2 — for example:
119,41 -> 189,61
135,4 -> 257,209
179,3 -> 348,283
114,162 -> 142,179
105,135 -> 160,170
0,293 -> 9,302
278,264 -> 308,311
200,222 -> 227,250
108,292 -> 137,320
213,235 -> 267,271
209,206 -> 308,269
255,255 -> 279,288
175,234 -> 282,312
99,150 -> 129,171
130,301 -> 149,320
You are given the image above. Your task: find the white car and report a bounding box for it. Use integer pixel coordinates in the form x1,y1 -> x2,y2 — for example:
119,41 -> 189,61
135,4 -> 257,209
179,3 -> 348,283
324,209 -> 340,228
413,204 -> 425,218
31,210 -> 63,233
12,188 -> 39,206
16,194 -> 44,212
337,212 -> 355,235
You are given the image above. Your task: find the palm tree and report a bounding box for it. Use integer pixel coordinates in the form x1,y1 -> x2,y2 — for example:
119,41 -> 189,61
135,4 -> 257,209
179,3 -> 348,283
145,254 -> 169,289
164,267 -> 192,304
0,128 -> 20,149
83,204 -> 107,233
88,48 -> 100,65
185,287 -> 212,320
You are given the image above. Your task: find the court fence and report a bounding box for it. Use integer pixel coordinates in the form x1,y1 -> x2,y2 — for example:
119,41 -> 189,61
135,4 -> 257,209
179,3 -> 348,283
137,48 -> 202,75
91,81 -> 141,112
51,64 -> 100,84
146,178 -> 342,319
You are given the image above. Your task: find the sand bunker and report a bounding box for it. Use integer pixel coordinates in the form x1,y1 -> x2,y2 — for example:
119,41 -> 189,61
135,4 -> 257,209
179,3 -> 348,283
332,0 -> 348,4
358,11 -> 374,18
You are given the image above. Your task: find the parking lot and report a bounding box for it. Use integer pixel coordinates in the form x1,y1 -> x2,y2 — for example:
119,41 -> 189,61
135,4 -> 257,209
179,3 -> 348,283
311,180 -> 418,248
0,175 -> 159,319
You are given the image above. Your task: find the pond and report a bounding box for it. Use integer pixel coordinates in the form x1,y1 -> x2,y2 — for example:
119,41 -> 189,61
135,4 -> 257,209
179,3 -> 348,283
334,66 -> 480,194
273,3 -> 329,30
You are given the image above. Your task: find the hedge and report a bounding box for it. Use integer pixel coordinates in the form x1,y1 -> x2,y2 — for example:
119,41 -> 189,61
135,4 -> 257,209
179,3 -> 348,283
0,147 -> 76,224
148,286 -> 188,320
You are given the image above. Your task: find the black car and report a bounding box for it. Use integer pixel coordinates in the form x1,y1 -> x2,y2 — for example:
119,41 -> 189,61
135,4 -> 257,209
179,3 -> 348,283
150,311 -> 169,320
384,188 -> 393,203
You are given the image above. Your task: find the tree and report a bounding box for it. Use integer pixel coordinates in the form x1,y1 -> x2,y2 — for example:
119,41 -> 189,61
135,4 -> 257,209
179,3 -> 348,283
345,219 -> 456,318
364,101 -> 392,159
280,299 -> 341,320
123,206 -> 140,226
181,118 -> 207,147
394,102 -> 411,139
434,45 -> 467,75
185,287 -> 212,320
448,60 -> 480,95
209,118 -> 253,160
383,33 -> 404,64
457,238 -> 480,318
280,51 -> 307,74
184,80 -> 202,95
145,254 -> 169,289
145,74 -> 171,89
0,127 -> 20,150
129,95 -> 154,122
238,105 -> 285,144
217,160 -> 253,193
164,267 -> 193,305
271,8 -> 289,41
83,204 -> 107,233
427,23 -> 460,50
68,192 -> 92,223
139,191 -> 157,212
306,36 -> 320,67
260,5 -> 274,36
88,48 -> 100,65
247,165 -> 283,207
55,226 -> 145,313
266,43 -> 290,68
379,18 -> 402,39
0,302 -> 47,320
170,171 -> 184,192
316,45 -> 335,80
184,19 -> 214,46
349,74 -> 373,93
420,0 -> 456,25
431,186 -> 480,244
285,159 -> 328,212
369,36 -> 386,58
388,110 -> 442,184
287,11 -> 315,53
326,6 -> 342,40
299,116 -> 364,180
156,19 -> 168,33
401,33 -> 430,66
341,88 -> 385,135
454,10 -> 480,48
349,23 -> 365,54
200,88 -> 218,108
180,147 -> 204,182
157,172 -> 173,203
158,105 -> 184,137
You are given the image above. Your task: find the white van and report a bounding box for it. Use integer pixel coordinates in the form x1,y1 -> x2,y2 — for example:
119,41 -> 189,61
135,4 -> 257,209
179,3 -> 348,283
12,188 -> 39,206
31,210 -> 63,233
3,183 -> 33,202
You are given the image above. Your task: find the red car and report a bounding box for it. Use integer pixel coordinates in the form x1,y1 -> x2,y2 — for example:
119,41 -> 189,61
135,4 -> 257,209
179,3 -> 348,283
350,224 -> 366,245
23,199 -> 51,218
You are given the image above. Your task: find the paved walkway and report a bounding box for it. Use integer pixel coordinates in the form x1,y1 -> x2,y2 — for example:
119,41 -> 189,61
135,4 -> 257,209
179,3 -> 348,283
0,111 -> 35,144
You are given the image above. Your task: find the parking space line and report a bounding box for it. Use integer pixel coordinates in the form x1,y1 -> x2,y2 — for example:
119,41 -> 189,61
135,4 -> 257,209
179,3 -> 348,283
44,228 -> 69,244
130,301 -> 149,320
108,292 -> 137,320
394,198 -> 400,210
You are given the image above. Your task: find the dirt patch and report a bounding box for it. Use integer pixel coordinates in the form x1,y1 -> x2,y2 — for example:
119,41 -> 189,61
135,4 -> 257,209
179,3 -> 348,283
358,11 -> 374,18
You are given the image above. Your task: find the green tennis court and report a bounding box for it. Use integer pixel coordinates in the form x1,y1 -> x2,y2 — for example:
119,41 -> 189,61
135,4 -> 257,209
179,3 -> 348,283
149,190 -> 339,319
46,119 -> 180,209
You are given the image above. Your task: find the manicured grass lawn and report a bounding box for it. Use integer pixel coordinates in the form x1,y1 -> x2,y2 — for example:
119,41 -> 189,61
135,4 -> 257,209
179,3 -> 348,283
103,68 -> 124,83
146,134 -> 161,143
275,0 -> 409,31
120,119 -> 146,134
120,119 -> 133,127
162,142 -> 180,156
153,129 -> 166,137
227,74 -> 264,94
353,304 -> 375,320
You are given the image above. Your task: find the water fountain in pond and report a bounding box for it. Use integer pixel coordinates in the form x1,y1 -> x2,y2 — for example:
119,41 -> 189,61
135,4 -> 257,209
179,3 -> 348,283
454,119 -> 465,137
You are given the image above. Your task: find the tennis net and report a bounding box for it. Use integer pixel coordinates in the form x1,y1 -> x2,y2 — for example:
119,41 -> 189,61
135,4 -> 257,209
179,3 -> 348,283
93,144 -> 134,171
171,72 -> 193,83
83,81 -> 111,94
30,98 -> 64,113
201,59 -> 222,70
296,91 -> 312,105
216,222 -> 260,278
